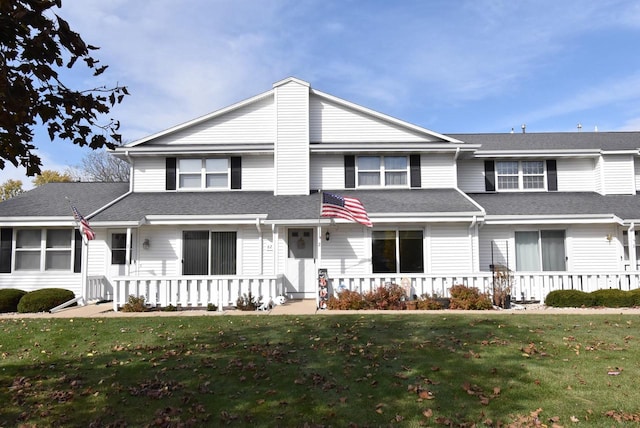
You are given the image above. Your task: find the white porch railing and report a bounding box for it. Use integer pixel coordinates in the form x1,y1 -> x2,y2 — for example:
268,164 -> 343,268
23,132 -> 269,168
86,276 -> 114,301
330,271 -> 640,303
110,271 -> 640,312
112,275 -> 282,312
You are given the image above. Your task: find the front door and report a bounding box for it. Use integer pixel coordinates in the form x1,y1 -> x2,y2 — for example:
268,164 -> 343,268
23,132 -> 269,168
285,228 -> 316,298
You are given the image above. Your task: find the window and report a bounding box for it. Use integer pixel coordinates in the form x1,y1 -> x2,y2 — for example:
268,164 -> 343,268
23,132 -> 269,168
357,156 -> 408,187
515,230 -> 566,271
15,229 -> 74,271
111,233 -> 127,265
183,230 -> 237,275
178,158 -> 229,189
623,231 -> 640,265
372,230 -> 424,273
496,161 -> 545,190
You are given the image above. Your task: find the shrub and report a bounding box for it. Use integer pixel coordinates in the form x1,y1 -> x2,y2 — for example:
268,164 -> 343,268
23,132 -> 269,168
415,294 -> 444,310
162,304 -> 178,312
121,295 -> 147,312
17,288 -> 75,313
591,289 -> 635,308
363,284 -> 407,310
544,290 -> 595,308
0,288 -> 27,313
327,289 -> 366,310
207,303 -> 219,312
236,292 -> 259,311
449,284 -> 492,310
629,288 -> 640,306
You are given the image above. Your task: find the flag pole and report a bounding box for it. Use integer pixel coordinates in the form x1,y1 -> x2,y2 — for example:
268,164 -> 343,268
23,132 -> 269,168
66,196 -> 90,305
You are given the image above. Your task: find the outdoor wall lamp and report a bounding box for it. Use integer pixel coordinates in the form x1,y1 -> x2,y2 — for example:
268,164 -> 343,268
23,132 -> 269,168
143,238 -> 150,250
325,231 -> 330,241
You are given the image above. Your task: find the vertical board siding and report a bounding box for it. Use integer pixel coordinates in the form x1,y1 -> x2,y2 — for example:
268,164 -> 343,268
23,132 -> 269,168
602,154 -> 635,195
429,224 -> 472,273
242,155 -> 274,191
456,160 -> 486,193
133,157 -> 167,192
309,154 -> 345,190
557,158 -> 595,192
275,81 -> 309,195
309,96 -> 439,143
422,153 -> 455,188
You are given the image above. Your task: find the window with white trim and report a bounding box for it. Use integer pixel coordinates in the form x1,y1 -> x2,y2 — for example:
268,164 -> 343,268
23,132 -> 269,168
496,160 -> 545,190
15,229 -> 74,271
515,230 -> 566,271
357,156 -> 408,187
372,230 -> 424,273
178,158 -> 229,189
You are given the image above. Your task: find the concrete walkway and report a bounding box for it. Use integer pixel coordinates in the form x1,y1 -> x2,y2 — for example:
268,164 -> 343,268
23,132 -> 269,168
3,299 -> 640,318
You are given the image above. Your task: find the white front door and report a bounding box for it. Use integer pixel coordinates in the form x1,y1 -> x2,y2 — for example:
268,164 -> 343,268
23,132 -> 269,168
285,228 -> 316,298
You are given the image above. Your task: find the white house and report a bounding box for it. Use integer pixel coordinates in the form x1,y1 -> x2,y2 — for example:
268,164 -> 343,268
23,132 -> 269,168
2,77 -> 640,310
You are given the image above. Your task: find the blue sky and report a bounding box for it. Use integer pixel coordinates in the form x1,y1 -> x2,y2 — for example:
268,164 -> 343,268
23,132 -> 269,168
4,0 -> 640,188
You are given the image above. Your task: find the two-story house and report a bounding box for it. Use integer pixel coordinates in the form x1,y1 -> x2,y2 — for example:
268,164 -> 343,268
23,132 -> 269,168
1,77 -> 639,310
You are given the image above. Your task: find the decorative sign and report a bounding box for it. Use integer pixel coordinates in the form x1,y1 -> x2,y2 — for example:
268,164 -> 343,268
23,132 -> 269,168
318,268 -> 329,310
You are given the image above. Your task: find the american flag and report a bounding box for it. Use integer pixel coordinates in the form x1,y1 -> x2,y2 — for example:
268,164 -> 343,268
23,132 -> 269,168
72,205 -> 96,241
321,192 -> 373,227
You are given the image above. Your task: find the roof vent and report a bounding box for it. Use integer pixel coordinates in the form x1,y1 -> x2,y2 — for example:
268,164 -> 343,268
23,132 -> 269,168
521,124 -> 526,134
577,123 -> 582,131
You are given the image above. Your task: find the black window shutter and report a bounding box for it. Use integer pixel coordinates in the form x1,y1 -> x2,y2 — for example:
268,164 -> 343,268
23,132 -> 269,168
166,158 -> 177,190
546,160 -> 558,191
345,155 -> 355,188
73,230 -> 82,273
0,228 -> 12,273
410,155 -> 421,188
231,157 -> 242,189
484,160 -> 496,192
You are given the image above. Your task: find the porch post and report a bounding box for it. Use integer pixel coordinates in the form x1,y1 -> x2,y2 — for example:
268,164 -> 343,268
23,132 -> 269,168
629,223 -> 636,271
125,227 -> 132,276
81,240 -> 89,305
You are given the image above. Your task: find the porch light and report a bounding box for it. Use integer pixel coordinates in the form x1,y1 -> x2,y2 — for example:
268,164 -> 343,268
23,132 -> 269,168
325,231 -> 330,241
143,238 -> 150,250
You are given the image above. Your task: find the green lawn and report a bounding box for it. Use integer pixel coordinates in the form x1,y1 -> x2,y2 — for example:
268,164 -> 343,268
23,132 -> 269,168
1,313 -> 639,427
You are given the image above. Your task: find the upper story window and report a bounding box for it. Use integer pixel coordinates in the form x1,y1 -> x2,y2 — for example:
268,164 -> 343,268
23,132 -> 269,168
178,158 -> 229,190
496,161 -> 545,190
357,156 -> 408,187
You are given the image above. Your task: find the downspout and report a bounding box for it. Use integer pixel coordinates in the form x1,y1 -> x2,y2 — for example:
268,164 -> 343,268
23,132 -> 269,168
468,215 -> 477,272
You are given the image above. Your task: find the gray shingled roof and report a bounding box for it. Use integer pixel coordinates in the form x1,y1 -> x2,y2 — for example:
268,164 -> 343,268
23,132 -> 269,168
0,182 -> 129,217
469,192 -> 640,220
91,189 -> 482,222
449,132 -> 640,152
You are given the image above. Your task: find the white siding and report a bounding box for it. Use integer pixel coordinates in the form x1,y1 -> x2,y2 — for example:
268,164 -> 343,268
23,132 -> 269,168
274,80 -> 309,195
87,231 -> 109,276
594,157 -> 603,194
635,157 -> 640,191
568,225 -> 620,271
136,227 -> 180,276
601,154 -> 635,195
457,160 -> 486,193
478,226 -> 514,273
242,155 -> 274,191
429,224 -> 473,273
240,226 -> 274,275
310,154 -> 344,190
153,96 -> 275,146
422,153 -> 456,188
309,96 -> 440,143
321,225 -> 368,275
557,158 -> 595,192
0,274 -> 82,296
132,157 -> 166,192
